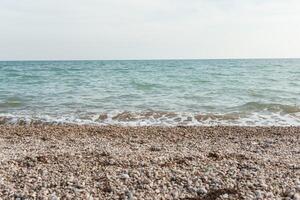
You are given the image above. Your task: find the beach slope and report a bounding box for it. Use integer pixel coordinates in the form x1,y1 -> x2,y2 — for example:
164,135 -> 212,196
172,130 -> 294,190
0,125 -> 300,199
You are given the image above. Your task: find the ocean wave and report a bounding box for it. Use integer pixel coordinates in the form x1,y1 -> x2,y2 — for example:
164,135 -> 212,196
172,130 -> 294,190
1,110 -> 300,126
130,80 -> 164,91
230,102 -> 300,114
0,97 -> 24,108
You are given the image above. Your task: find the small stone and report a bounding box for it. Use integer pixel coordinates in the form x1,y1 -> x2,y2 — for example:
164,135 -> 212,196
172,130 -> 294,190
100,151 -> 110,157
259,179 -> 268,189
150,146 -> 162,151
120,173 -> 130,180
86,193 -> 94,200
171,190 -> 179,199
131,145 -> 139,150
255,190 -> 264,199
265,192 -> 274,198
50,193 -> 58,200
294,193 -> 300,200
197,187 -> 208,195
15,197 -> 24,200
125,190 -> 133,200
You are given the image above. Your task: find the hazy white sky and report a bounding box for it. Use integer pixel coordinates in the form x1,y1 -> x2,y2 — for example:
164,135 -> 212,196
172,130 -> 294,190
1,0 -> 300,60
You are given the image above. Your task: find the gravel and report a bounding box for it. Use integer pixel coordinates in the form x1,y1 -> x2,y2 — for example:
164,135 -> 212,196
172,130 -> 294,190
0,125 -> 299,199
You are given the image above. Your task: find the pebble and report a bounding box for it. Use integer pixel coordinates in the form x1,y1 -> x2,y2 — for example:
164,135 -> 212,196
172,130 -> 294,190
294,193 -> 300,200
86,193 -> 94,200
255,190 -> 264,199
171,190 -> 179,199
265,192 -> 274,198
50,193 -> 58,200
150,146 -> 162,151
120,173 -> 130,180
125,190 -> 133,200
0,126 -> 299,199
222,193 -> 229,198
197,187 -> 208,195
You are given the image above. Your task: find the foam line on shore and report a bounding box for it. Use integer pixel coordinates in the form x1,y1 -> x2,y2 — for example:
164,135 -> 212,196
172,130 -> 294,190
0,111 -> 300,126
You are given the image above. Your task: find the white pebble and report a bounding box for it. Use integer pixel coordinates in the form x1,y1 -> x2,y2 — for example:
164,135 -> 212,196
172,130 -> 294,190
120,173 -> 130,180
50,193 -> 58,200
294,193 -> 300,200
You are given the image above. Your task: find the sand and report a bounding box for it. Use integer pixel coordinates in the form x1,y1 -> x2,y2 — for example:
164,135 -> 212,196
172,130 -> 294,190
0,125 -> 300,199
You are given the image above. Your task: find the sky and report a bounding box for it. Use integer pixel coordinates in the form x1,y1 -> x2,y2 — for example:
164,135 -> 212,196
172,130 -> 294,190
0,0 -> 300,60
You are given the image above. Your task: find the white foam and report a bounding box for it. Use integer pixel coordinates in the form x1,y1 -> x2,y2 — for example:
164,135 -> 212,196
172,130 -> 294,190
0,111 -> 300,126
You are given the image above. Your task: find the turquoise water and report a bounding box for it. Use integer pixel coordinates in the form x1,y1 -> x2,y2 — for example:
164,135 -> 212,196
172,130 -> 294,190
0,59 -> 300,126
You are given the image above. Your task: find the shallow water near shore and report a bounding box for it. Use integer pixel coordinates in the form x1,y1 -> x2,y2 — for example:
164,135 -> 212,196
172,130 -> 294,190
1,59 -> 300,126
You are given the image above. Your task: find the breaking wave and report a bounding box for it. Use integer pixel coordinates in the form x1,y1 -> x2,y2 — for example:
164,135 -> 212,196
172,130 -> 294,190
1,109 -> 300,126
1,59 -> 300,127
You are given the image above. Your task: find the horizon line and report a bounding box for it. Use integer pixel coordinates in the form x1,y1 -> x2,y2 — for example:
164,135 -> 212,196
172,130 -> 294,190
0,57 -> 300,62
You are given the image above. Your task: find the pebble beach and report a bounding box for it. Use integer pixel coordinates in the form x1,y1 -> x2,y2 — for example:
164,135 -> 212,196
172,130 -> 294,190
0,125 -> 300,200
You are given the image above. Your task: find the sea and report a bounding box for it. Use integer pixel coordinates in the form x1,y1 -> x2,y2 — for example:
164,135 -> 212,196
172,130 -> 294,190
0,59 -> 300,126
